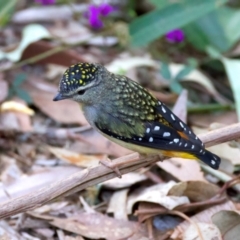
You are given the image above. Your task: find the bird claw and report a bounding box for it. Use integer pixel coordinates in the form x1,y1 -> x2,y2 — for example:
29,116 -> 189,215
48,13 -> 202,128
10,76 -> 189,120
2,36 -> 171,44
100,158 -> 122,178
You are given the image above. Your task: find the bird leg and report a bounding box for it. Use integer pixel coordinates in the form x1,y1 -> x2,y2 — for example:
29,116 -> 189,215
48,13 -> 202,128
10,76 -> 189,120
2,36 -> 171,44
100,158 -> 122,178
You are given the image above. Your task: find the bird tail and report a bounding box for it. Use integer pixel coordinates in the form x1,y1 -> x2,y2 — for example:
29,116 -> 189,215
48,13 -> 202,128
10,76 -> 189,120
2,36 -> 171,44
194,150 -> 221,169
161,149 -> 221,169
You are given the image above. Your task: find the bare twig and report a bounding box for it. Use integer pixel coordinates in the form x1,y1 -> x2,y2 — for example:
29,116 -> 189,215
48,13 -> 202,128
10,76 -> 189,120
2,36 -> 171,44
199,123 -> 240,147
0,123 -> 240,219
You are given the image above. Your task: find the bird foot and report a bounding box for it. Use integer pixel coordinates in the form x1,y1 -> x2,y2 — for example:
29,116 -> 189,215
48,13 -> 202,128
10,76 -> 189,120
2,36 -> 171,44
100,158 -> 122,178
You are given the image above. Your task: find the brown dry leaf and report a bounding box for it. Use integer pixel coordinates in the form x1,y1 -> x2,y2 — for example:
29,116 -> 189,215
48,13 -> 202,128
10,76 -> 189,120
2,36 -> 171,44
0,166 -> 81,203
35,228 -> 55,239
0,99 -> 33,131
0,112 -> 19,129
168,181 -> 219,202
102,172 -> 147,189
12,4 -> 88,23
150,90 -> 178,105
21,40 -> 87,66
48,146 -> 106,168
34,202 -> 69,214
49,21 -> 92,45
189,111 -> 237,128
61,235 -> 84,240
172,89 -> 188,122
45,64 -> 67,80
183,222 -> 221,240
171,201 -> 236,239
23,79 -> 87,125
157,158 -> 206,182
127,181 -> 190,214
107,189 -> 129,220
0,78 -> 8,102
0,111 -> 32,132
29,212 -> 148,240
0,221 -> 23,240
193,126 -> 240,166
70,128 -> 132,157
212,210 -> 240,240
208,144 -> 240,165
0,155 -> 23,186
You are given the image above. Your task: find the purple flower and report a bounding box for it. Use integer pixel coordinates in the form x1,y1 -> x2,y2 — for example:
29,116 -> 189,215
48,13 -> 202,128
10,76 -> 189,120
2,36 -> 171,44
87,3 -> 115,29
35,0 -> 55,5
99,3 -> 115,16
166,29 -> 184,43
88,5 -> 103,29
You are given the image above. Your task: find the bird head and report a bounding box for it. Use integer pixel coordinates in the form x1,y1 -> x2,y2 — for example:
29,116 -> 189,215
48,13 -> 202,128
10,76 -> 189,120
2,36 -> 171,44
53,62 -> 106,105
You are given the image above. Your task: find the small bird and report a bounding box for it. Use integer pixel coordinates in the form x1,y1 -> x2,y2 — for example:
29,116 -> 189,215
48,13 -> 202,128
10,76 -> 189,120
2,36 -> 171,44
53,63 -> 221,169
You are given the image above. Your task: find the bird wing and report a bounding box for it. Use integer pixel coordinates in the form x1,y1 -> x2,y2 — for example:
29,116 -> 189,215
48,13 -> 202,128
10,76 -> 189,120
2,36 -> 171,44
94,101 -> 221,169
155,102 -> 203,146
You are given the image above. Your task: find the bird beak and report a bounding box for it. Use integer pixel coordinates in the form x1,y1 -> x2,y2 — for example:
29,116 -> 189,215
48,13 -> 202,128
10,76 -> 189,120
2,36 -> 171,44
53,93 -> 67,101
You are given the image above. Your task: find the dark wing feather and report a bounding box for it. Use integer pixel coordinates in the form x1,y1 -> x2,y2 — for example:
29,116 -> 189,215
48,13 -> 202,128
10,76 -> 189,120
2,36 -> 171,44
95,120 -> 202,153
155,102 -> 204,146
95,117 -> 221,169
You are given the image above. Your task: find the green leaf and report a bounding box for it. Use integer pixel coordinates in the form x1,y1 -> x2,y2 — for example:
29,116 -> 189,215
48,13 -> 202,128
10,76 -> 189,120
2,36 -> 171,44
222,58 -> 240,120
185,6 -> 240,53
206,45 -> 222,59
161,62 -> 171,80
169,80 -> 183,94
183,24 -> 209,51
149,0 -> 173,9
217,7 -> 240,46
194,11 -> 230,52
0,0 -> 17,26
129,0 -> 227,46
16,89 -> 32,104
174,66 -> 194,81
13,73 -> 27,87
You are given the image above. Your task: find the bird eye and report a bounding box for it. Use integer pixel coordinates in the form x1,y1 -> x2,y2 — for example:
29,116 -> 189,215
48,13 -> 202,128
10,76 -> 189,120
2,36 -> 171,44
77,90 -> 85,95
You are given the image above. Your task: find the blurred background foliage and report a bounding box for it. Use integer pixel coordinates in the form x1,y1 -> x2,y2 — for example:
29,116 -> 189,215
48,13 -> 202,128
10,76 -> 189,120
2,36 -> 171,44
1,0 -> 240,119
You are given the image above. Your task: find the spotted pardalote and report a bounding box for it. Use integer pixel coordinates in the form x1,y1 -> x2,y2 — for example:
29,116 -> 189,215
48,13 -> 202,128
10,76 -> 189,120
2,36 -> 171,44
53,63 -> 221,169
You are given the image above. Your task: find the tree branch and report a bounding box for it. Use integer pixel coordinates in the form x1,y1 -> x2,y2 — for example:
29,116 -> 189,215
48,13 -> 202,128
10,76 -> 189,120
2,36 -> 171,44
0,123 -> 240,219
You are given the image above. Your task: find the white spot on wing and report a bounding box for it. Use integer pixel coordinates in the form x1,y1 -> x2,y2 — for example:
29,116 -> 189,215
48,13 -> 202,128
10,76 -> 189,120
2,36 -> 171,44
139,138 -> 142,141
180,122 -> 184,128
163,132 -> 171,137
154,126 -> 160,131
211,160 -> 216,165
191,145 -> 194,149
189,130 -> 192,134
149,137 -> 153,142
162,106 -> 166,113
174,138 -> 179,143
171,114 -> 175,121
158,101 -> 162,105
184,143 -> 187,147
146,128 -> 150,133
169,141 -> 173,144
